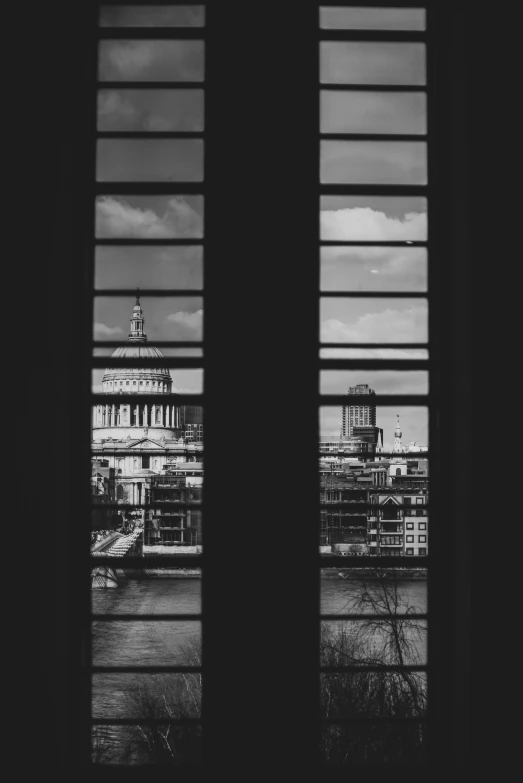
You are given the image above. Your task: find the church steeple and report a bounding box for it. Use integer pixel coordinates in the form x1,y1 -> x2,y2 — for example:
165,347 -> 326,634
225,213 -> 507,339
393,414 -> 403,453
128,289 -> 147,343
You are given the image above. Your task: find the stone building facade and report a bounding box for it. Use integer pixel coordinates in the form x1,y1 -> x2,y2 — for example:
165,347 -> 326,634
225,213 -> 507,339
91,296 -> 203,518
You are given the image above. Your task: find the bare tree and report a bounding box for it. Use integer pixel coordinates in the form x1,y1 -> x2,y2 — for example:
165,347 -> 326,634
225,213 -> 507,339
320,569 -> 427,765
121,639 -> 202,765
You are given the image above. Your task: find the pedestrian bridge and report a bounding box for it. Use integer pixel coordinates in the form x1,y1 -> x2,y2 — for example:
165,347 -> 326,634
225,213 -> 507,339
92,530 -> 141,558
92,531 -> 142,588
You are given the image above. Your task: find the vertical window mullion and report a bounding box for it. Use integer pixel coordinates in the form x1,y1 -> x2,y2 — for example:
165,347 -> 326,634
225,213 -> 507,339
203,3 -> 320,774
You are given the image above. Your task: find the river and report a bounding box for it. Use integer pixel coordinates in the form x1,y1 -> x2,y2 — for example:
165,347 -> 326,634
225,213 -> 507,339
92,573 -> 427,762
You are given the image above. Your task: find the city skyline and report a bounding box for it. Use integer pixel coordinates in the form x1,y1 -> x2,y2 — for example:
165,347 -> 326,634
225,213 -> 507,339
93,293 -> 428,449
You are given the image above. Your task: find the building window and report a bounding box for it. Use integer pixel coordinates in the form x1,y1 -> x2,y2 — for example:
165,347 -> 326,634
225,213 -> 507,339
419,548 -> 427,556
419,522 -> 427,530
63,3 -> 470,773
406,535 -> 414,543
419,535 -> 427,543
406,522 -> 414,530
406,548 -> 414,556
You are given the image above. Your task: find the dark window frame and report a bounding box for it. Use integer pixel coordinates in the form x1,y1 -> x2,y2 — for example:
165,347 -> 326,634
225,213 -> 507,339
30,0 -> 470,776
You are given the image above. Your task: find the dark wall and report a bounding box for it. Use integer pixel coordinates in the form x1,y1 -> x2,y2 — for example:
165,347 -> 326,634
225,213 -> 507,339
16,0 -> 478,774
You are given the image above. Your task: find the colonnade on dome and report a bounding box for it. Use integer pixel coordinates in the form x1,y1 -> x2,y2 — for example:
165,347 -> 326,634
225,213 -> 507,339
94,401 -> 181,429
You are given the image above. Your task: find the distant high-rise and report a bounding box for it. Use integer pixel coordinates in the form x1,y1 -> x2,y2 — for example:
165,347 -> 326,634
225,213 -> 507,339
341,384 -> 376,437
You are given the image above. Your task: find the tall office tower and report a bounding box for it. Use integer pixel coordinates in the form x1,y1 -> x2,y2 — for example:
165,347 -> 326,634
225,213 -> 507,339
341,384 -> 376,437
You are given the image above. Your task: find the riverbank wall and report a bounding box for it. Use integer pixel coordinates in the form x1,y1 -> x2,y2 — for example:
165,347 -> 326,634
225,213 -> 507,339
322,567 -> 427,580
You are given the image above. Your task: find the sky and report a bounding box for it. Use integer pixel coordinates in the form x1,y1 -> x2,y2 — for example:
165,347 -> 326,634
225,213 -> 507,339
319,7 -> 425,31
93,26 -> 428,449
99,5 -> 205,28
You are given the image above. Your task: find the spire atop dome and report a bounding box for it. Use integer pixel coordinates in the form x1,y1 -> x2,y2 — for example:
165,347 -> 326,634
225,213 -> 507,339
129,294 -> 147,343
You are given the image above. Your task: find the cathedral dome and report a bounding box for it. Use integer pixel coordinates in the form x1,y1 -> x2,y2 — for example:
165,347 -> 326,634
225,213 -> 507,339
93,294 -> 182,442
101,294 -> 172,393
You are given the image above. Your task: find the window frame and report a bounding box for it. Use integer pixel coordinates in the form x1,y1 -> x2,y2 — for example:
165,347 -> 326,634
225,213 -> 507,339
30,0 -> 470,775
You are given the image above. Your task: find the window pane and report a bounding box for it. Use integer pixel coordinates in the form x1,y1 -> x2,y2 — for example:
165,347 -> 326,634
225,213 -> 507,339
320,196 -> 427,242
321,141 -> 427,185
321,91 -> 426,135
92,620 -> 201,666
321,619 -> 427,665
100,5 -> 205,27
99,40 -> 204,82
92,724 -> 202,765
320,42 -> 426,85
92,368 -> 203,394
98,89 -> 204,131
321,246 -> 426,292
91,575 -> 202,615
93,296 -> 203,341
97,139 -> 203,182
320,298 -> 428,343
93,346 -> 204,358
95,246 -> 203,290
321,570 -> 427,614
320,347 -> 428,359
319,406 -> 429,449
320,721 -> 427,766
95,195 -> 204,238
92,673 -> 201,719
320,371 -> 428,395
320,7 -> 426,31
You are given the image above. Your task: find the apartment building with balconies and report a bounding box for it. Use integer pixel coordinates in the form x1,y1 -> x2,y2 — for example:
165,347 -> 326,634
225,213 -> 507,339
367,489 -> 428,556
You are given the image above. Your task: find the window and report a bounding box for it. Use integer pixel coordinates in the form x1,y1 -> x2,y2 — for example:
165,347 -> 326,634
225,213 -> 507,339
419,535 -> 427,543
406,548 -> 414,556
34,1 -> 469,775
406,535 -> 414,543
419,548 -> 427,556
407,522 -> 414,530
419,522 -> 427,530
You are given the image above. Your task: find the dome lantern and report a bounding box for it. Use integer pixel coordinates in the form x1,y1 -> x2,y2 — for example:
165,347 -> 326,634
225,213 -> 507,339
129,288 -> 147,343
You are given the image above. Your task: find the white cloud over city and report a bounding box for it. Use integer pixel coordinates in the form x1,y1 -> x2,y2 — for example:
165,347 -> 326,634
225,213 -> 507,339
95,196 -> 203,239
320,206 -> 427,241
321,305 -> 427,344
94,323 -> 124,337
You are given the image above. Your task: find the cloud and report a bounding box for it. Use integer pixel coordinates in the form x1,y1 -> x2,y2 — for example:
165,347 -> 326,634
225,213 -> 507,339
144,114 -> 176,131
94,322 -> 124,337
321,245 -> 427,292
321,306 -> 427,344
98,91 -> 141,128
167,309 -> 203,332
106,41 -> 155,77
96,196 -> 202,238
320,207 -> 427,241
321,348 -> 428,359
